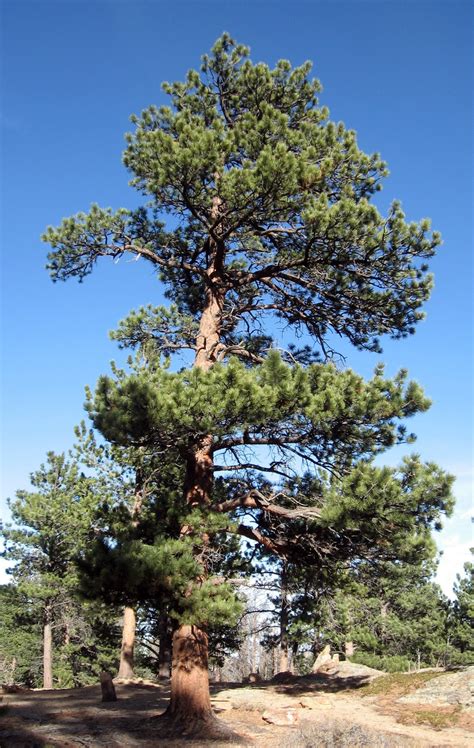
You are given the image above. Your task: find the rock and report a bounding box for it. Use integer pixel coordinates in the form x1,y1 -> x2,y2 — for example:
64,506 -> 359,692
1,685 -> 27,694
331,660 -> 384,679
399,666 -> 474,710
332,653 -> 339,663
315,661 -> 340,676
345,641 -> 355,657
312,644 -> 332,672
262,707 -> 299,726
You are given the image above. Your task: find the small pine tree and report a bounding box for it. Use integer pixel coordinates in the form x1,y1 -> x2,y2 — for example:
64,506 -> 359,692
2,453 -> 118,688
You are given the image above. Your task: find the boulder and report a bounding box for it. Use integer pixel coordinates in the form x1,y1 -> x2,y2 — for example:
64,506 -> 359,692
399,666 -> 474,710
311,644 -> 332,672
211,698 -> 232,712
315,661 -> 340,676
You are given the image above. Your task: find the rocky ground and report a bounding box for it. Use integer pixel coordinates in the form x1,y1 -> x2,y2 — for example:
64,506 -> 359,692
0,665 -> 472,747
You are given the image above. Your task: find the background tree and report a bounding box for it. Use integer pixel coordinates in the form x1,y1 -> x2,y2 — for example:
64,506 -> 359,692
449,551 -> 474,663
0,584 -> 42,687
1,452 -> 119,688
312,560 -> 451,671
43,34 -> 450,736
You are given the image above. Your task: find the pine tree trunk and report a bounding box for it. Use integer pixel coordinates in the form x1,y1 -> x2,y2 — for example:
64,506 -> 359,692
117,606 -> 136,679
160,227 -> 230,736
117,468 -> 143,680
43,606 -> 53,689
168,626 -> 212,717
278,563 -> 290,672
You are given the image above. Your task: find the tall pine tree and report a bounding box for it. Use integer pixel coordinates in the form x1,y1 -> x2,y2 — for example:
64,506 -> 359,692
43,35 -> 452,735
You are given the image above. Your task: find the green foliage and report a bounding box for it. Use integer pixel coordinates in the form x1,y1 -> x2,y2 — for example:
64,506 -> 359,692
351,652 -> 411,673
1,453 -> 121,687
297,561 -> 455,670
449,552 -> 474,661
0,585 -> 42,686
44,34 -> 439,359
87,352 -> 430,467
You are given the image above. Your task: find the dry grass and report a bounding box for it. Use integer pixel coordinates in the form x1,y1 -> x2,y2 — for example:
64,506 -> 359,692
282,719 -> 412,747
356,671 -> 447,699
396,705 -> 462,730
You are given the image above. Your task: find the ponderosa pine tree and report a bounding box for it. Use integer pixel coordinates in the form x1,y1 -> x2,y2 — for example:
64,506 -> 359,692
43,35 -> 453,735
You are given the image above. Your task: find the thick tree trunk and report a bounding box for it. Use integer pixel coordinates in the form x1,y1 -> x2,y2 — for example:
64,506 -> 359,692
117,606 -> 136,679
168,626 -> 211,717
159,625 -> 229,737
43,608 -> 53,689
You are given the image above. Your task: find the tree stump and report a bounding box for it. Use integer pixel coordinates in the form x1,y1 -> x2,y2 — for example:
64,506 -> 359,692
100,671 -> 117,702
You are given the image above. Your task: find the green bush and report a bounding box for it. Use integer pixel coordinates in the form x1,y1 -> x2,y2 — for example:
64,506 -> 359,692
351,652 -> 411,672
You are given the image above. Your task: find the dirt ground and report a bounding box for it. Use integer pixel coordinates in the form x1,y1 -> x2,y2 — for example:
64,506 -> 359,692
0,671 -> 473,747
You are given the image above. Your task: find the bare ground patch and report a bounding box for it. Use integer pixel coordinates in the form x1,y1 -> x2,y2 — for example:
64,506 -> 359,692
0,671 -> 472,747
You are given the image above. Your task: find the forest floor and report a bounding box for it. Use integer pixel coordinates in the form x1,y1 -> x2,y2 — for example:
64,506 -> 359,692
1,666 -> 473,747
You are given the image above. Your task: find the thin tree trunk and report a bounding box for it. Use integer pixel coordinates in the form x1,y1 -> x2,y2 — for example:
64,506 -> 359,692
117,606 -> 136,679
291,641 -> 298,674
117,467 -> 144,680
43,605 -> 53,689
278,562 -> 289,672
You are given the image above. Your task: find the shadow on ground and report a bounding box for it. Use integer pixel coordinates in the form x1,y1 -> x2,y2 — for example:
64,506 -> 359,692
0,683 -> 251,746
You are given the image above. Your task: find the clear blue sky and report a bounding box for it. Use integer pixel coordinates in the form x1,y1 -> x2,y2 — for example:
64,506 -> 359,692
1,0 -> 472,594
